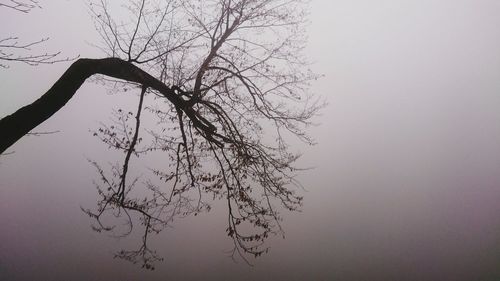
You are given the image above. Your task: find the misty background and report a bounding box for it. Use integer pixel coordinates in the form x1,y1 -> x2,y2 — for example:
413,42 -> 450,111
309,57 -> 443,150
2,0 -> 500,280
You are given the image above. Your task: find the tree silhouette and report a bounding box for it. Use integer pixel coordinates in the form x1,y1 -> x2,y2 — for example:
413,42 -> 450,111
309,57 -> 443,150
0,0 -> 322,269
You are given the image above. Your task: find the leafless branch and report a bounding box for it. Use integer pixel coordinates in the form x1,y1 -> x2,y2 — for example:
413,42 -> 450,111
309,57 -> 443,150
0,0 -> 39,13
0,2 -> 76,67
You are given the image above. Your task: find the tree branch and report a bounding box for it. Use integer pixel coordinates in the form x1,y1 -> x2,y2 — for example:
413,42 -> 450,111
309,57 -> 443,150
0,57 -> 205,154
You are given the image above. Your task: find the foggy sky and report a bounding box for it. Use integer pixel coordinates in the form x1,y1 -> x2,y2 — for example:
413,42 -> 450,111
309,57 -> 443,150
2,0 -> 500,280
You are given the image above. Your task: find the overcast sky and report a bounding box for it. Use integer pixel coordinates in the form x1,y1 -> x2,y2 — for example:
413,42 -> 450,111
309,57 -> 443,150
2,0 -> 500,280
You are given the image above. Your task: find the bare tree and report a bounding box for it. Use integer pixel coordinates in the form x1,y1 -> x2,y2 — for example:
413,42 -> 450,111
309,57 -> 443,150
0,0 -> 322,269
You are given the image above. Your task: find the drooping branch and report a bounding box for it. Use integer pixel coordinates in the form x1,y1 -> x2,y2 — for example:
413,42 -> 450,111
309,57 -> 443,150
117,85 -> 147,203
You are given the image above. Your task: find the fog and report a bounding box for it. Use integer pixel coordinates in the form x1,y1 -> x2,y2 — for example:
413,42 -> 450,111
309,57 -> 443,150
2,0 -> 500,280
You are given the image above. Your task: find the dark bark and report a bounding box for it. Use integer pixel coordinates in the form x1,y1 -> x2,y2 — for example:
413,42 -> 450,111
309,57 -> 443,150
0,57 -> 201,154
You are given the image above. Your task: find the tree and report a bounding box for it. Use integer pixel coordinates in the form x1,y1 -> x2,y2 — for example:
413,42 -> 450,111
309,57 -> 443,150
0,0 -> 322,269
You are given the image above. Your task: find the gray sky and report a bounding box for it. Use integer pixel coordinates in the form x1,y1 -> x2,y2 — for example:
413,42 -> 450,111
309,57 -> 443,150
2,0 -> 500,280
